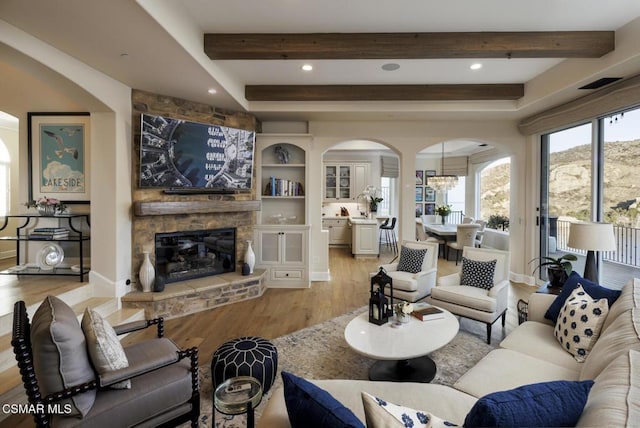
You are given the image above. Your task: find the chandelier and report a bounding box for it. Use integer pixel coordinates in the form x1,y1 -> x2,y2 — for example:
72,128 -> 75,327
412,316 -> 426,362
429,142 -> 459,192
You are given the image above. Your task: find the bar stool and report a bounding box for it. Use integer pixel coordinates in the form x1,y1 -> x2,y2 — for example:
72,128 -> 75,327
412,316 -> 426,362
379,217 -> 398,254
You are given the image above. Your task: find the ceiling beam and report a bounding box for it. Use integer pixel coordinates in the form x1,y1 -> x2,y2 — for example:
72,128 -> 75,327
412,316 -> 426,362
205,31 -> 614,60
245,84 -> 524,101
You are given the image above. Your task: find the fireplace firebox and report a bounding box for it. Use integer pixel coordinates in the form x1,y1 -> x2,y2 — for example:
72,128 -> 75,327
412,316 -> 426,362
155,228 -> 236,284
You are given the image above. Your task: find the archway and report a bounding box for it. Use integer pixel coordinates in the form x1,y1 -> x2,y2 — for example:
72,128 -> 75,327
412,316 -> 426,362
321,139 -> 401,263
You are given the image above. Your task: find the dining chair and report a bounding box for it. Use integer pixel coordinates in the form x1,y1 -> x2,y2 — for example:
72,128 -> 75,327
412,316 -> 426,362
462,216 -> 475,224
446,223 -> 481,264
474,219 -> 488,247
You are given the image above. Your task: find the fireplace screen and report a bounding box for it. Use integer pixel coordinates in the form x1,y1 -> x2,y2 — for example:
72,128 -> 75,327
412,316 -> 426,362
155,228 -> 236,284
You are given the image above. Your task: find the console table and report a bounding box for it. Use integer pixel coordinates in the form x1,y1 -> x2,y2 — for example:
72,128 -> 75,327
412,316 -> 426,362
0,213 -> 90,282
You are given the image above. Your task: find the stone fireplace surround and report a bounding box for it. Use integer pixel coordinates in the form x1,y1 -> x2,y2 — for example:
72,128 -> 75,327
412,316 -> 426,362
124,90 -> 263,319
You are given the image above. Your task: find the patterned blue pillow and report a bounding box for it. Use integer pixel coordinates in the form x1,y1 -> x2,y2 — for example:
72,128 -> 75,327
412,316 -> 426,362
397,246 -> 428,273
361,392 -> 458,428
464,380 -> 594,427
544,271 -> 621,322
460,257 -> 497,289
282,371 -> 364,428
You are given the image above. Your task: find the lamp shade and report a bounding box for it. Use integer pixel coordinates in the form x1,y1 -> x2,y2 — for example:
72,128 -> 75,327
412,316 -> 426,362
567,222 -> 616,251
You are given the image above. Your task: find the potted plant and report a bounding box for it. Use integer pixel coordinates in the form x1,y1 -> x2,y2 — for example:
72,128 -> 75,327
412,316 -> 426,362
529,254 -> 578,288
435,204 -> 452,224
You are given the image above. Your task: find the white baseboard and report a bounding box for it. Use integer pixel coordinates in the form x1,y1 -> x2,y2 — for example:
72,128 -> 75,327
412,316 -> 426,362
510,271 -> 537,286
89,271 -> 128,298
0,250 -> 16,260
311,270 -> 331,281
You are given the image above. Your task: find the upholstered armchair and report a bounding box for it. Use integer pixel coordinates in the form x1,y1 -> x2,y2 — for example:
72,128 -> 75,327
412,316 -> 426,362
446,223 -> 481,264
426,246 -> 510,344
375,240 -> 439,302
11,296 -> 200,427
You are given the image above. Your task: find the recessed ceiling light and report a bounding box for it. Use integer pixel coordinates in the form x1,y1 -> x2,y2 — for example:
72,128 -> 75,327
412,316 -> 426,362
470,63 -> 483,70
301,64 -> 313,71
207,88 -> 217,94
382,63 -> 400,71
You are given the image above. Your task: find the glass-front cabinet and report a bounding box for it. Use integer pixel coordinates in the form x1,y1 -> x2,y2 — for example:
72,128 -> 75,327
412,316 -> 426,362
324,164 -> 352,201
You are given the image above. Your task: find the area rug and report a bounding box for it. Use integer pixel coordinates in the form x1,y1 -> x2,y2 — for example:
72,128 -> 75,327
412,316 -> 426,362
192,307 -> 496,428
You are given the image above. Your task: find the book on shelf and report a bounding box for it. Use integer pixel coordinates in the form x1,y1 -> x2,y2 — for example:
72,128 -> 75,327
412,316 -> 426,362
411,305 -> 445,321
33,227 -> 68,233
264,177 -> 304,197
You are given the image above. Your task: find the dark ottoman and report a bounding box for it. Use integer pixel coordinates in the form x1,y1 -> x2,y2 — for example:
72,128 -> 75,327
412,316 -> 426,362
211,336 -> 278,393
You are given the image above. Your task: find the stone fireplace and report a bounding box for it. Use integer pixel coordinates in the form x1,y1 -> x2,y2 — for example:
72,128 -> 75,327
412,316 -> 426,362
155,227 -> 236,285
130,89 -> 260,289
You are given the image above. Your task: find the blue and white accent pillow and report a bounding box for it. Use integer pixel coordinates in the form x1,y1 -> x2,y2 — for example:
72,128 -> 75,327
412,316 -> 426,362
361,391 -> 458,428
554,285 -> 609,362
460,257 -> 497,289
397,246 -> 428,274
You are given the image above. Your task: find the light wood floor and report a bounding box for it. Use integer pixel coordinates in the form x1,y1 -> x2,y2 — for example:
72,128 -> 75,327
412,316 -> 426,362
0,246 -> 537,428
122,246 -> 537,359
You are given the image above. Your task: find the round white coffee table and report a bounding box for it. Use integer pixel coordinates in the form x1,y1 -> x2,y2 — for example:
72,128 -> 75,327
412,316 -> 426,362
344,308 -> 459,382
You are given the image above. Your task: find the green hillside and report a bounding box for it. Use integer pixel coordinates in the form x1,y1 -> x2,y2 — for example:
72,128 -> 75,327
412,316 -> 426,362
480,139 -> 640,226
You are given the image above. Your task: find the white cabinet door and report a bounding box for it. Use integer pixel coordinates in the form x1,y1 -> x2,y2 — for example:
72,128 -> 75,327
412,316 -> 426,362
352,163 -> 370,198
282,229 -> 305,264
352,223 -> 379,256
255,225 -> 309,287
258,230 -> 281,264
324,163 -> 352,201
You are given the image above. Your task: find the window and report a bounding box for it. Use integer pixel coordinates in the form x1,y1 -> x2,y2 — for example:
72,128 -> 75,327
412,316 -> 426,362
479,157 -> 510,221
447,176 -> 466,216
380,177 -> 392,216
540,106 -> 640,287
0,140 -> 10,216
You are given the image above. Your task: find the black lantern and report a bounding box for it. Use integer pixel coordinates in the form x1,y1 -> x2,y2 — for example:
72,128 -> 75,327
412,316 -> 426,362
369,267 -> 393,325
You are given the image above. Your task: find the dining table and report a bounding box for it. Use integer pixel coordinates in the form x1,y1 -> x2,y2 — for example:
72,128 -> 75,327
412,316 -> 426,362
423,223 -> 458,239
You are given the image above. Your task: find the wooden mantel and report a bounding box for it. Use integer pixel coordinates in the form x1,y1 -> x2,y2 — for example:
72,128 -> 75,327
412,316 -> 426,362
134,200 -> 261,216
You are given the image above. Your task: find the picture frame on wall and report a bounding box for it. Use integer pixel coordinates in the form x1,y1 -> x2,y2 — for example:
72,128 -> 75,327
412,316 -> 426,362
415,186 -> 423,202
28,112 -> 91,203
425,203 -> 436,215
425,187 -> 436,202
415,170 -> 424,185
415,203 -> 423,217
425,169 -> 436,185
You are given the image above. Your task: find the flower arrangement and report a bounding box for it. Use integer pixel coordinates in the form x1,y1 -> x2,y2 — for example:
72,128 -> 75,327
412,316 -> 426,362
362,185 -> 383,211
435,204 -> 452,217
394,300 -> 414,321
25,196 -> 67,215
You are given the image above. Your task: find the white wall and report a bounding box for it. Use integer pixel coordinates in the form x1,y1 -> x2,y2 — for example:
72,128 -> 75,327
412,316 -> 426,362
308,120 -> 529,279
1,19 -> 132,297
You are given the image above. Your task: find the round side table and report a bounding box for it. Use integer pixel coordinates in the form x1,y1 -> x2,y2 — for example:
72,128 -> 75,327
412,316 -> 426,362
214,376 -> 263,428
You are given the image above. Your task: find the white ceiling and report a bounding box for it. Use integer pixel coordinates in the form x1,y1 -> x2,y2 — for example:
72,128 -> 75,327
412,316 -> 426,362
2,0 -> 640,143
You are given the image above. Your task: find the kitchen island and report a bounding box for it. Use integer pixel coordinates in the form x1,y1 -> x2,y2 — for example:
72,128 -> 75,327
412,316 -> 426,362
349,216 -> 379,258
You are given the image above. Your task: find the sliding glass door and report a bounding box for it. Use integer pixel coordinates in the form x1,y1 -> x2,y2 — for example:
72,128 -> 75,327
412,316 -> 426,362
540,107 -> 640,287
601,108 -> 640,287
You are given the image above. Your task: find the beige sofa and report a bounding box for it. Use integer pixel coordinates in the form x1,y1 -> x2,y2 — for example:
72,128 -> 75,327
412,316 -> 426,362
259,278 -> 639,427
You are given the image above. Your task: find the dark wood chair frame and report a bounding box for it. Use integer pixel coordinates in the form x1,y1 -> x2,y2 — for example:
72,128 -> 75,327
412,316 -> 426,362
11,301 -> 200,428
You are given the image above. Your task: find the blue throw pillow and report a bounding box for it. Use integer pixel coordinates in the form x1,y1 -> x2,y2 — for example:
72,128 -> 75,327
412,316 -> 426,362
281,371 -> 364,428
464,380 -> 594,428
544,271 -> 621,322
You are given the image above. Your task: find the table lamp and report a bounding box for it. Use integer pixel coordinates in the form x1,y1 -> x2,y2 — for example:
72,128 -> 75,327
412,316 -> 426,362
567,222 -> 616,282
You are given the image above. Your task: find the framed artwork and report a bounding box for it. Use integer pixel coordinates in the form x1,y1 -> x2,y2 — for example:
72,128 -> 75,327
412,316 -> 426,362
415,186 -> 423,202
415,203 -> 423,217
425,203 -> 436,215
28,112 -> 91,203
415,170 -> 424,185
425,187 -> 436,202
425,169 -> 436,185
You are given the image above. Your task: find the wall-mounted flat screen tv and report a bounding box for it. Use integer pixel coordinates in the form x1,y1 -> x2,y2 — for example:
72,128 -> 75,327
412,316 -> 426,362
139,113 -> 255,191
